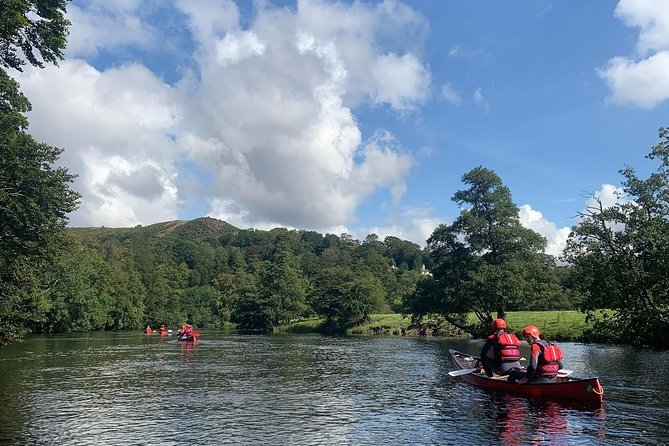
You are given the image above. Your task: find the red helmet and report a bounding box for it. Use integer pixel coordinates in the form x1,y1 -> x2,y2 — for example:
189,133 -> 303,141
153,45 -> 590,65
522,325 -> 540,339
492,318 -> 507,330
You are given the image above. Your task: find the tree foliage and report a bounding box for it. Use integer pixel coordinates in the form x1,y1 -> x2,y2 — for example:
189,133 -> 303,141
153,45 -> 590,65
408,167 -> 555,336
312,267 -> 385,331
0,0 -> 69,71
22,220 -> 425,335
563,127 -> 669,347
0,0 -> 77,345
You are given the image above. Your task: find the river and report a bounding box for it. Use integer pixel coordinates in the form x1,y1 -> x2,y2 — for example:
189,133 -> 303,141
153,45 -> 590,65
0,331 -> 667,445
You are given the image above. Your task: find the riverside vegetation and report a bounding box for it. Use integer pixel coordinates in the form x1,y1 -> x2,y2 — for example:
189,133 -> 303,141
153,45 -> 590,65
288,310 -> 594,342
1,1 -> 668,348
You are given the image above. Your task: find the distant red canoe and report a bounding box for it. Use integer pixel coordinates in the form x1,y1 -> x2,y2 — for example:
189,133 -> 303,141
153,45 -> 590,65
449,349 -> 604,405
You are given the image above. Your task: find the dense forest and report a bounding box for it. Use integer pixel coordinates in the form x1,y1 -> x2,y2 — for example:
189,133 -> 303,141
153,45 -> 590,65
1,1 -> 667,348
9,217 -> 578,338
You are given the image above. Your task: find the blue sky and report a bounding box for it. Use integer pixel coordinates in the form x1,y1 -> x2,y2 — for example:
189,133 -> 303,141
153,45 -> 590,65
13,0 -> 669,256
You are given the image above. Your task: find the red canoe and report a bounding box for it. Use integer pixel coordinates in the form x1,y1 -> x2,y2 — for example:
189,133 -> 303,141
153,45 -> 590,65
178,331 -> 200,342
449,349 -> 604,405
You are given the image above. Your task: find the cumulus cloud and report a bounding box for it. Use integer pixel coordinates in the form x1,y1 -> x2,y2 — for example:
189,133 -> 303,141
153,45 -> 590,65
583,184 -> 629,231
370,53 -> 431,110
598,53 -> 669,108
17,0 -> 431,231
518,205 -> 571,258
66,0 -> 154,58
518,185 -> 631,260
14,60 -> 180,226
615,0 -> 669,55
598,0 -> 669,108
357,209 -> 442,247
586,184 -> 625,209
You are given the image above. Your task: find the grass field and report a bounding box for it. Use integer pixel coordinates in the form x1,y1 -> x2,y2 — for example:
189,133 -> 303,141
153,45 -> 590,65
494,311 -> 591,340
282,310 -> 592,340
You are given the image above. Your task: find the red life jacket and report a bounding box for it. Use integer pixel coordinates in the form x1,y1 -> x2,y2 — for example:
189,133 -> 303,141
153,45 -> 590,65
494,332 -> 521,361
535,339 -> 564,377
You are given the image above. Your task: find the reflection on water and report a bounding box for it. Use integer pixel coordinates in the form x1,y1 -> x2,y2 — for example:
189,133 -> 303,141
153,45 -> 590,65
486,393 -> 605,446
0,333 -> 667,445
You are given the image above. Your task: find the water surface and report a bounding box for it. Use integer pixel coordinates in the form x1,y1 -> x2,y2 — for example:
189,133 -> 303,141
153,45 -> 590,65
0,331 -> 667,445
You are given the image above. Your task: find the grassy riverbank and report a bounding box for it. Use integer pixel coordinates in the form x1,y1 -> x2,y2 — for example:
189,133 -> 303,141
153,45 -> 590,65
283,310 -> 592,340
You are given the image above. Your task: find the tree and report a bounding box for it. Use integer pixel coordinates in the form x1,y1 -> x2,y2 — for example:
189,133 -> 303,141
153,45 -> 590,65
0,0 -> 69,71
312,267 -> 385,331
232,252 -> 309,330
413,167 -> 550,336
0,1 -> 76,344
563,127 -> 669,347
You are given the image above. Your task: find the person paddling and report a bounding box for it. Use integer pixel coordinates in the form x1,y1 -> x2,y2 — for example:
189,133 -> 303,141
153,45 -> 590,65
145,325 -> 153,334
478,318 -> 522,377
513,325 -> 564,384
178,321 -> 196,341
159,323 -> 167,335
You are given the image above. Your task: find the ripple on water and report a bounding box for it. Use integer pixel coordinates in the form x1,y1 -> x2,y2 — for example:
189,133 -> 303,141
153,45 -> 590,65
0,335 -> 667,445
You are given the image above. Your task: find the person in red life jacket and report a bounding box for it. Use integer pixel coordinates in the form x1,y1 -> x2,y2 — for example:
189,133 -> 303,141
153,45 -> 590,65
478,318 -> 522,377
515,325 -> 564,384
178,321 -> 195,340
145,325 -> 153,334
159,323 -> 167,335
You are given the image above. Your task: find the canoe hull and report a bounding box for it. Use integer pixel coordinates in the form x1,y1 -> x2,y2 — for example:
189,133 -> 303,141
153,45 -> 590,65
178,335 -> 197,342
449,350 -> 604,405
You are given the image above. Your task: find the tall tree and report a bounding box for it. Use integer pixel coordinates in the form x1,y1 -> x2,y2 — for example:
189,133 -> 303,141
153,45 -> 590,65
412,167 -> 549,336
563,127 -> 669,347
0,0 -> 76,344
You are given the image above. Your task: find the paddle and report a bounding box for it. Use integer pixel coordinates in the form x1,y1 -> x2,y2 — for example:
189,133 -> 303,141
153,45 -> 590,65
448,368 -> 477,377
449,368 -> 574,378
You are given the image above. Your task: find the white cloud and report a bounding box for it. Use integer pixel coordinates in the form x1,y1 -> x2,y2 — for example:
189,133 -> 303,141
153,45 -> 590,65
370,53 -> 431,110
216,31 -> 266,65
441,82 -> 462,105
18,0 -> 431,231
294,0 -> 430,109
579,184 -> 628,233
615,0 -> 669,55
599,0 -> 669,108
14,60 -> 180,226
598,52 -> 669,108
78,154 -> 178,227
587,184 -> 625,209
351,206 -> 442,247
518,205 -> 570,258
473,87 -> 490,113
66,1 -> 153,58
176,0 -> 240,46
